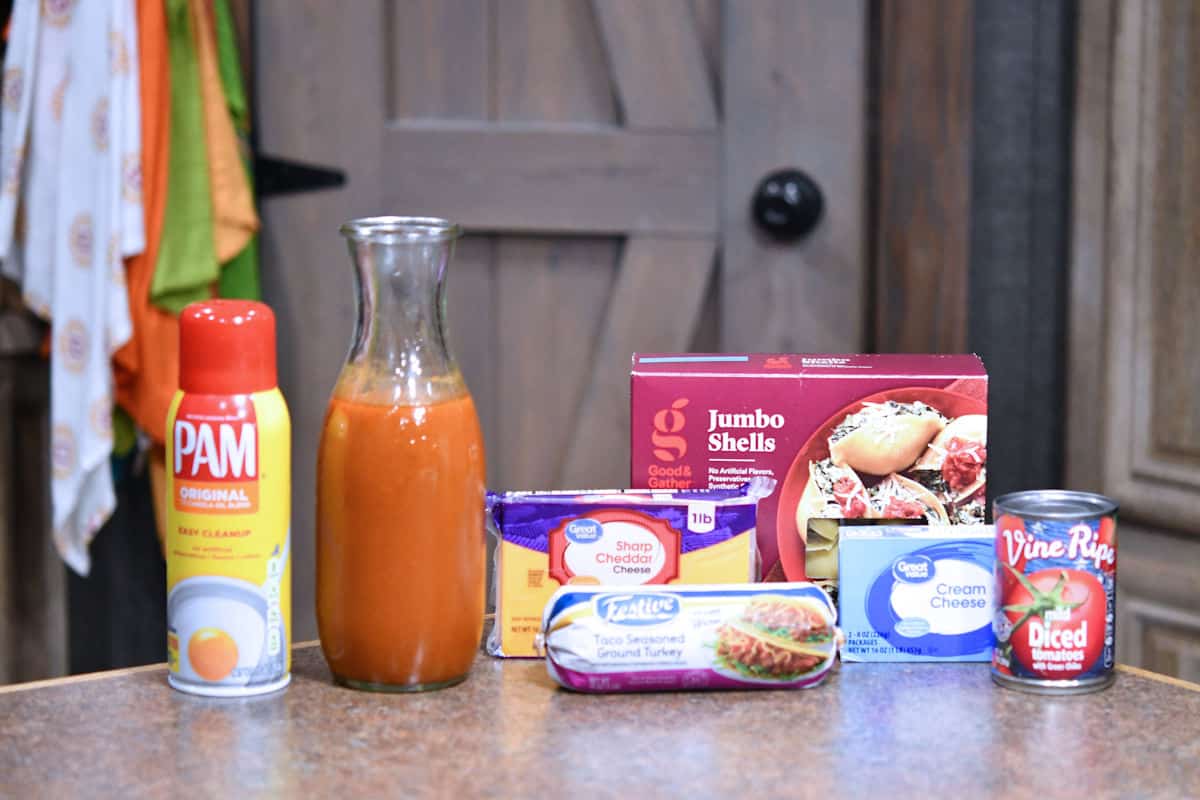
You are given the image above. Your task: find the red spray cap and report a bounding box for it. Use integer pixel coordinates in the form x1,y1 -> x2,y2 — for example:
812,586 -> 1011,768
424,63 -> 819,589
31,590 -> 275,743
179,300 -> 278,394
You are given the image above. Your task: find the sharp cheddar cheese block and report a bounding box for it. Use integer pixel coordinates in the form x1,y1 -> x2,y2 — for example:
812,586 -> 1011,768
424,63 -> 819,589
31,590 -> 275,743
486,479 -> 774,658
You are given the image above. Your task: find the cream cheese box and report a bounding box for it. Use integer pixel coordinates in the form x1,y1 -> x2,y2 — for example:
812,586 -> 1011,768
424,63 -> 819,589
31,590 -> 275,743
838,524 -> 995,662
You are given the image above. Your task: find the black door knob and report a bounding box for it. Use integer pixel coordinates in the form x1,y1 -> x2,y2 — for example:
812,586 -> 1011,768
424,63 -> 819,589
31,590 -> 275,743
751,169 -> 824,241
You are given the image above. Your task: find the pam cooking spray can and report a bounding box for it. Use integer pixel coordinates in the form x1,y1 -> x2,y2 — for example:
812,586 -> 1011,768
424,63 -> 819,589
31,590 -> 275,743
166,300 -> 291,696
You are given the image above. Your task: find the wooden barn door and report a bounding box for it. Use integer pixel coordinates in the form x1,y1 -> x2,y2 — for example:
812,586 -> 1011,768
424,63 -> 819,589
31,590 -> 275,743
256,1 -> 867,639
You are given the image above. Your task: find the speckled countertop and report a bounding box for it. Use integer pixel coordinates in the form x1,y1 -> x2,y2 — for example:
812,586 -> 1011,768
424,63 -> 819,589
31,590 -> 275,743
2,644 -> 1199,799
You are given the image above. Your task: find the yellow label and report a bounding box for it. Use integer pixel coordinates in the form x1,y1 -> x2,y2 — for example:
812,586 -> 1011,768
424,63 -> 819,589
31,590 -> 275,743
165,388 -> 291,690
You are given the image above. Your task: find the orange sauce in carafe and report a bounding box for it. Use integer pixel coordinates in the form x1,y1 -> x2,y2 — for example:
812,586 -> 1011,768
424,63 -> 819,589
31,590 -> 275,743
316,390 -> 485,689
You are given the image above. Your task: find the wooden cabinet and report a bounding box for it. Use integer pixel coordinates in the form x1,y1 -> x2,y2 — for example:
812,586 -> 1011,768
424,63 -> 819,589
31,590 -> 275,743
1069,0 -> 1200,679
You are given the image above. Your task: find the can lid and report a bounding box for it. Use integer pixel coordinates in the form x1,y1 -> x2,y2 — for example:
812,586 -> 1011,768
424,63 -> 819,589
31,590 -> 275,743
179,300 -> 277,394
994,490 -> 1119,520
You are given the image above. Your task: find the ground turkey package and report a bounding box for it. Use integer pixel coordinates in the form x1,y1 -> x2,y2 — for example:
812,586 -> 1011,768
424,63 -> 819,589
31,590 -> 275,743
630,354 -> 988,595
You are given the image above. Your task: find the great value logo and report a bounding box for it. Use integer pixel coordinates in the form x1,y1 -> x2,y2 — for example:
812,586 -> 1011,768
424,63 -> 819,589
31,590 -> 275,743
564,518 -> 603,544
892,555 -> 934,584
595,593 -> 681,626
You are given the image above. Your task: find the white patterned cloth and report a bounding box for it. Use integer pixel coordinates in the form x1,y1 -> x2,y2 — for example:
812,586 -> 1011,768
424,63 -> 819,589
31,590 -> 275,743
0,0 -> 144,574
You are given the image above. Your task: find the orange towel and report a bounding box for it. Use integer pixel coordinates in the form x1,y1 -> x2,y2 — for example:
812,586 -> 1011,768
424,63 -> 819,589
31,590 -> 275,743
191,0 -> 257,264
113,0 -> 180,444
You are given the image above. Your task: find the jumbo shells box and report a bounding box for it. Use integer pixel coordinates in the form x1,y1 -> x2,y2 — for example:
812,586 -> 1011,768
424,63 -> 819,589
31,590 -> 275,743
630,354 -> 988,593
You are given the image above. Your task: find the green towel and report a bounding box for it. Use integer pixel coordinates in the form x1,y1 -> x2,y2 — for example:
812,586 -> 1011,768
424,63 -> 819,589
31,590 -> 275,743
152,0 -> 218,314
213,0 -> 261,302
213,0 -> 249,132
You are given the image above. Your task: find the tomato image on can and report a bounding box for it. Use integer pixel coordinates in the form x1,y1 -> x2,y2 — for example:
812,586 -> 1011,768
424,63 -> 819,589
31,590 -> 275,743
992,490 -> 1118,694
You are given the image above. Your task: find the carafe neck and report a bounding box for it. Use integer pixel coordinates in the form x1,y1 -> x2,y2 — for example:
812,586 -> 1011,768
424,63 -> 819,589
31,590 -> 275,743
339,217 -> 463,405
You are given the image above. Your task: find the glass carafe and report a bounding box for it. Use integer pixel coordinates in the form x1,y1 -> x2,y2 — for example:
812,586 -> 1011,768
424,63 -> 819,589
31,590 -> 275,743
316,217 -> 485,692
